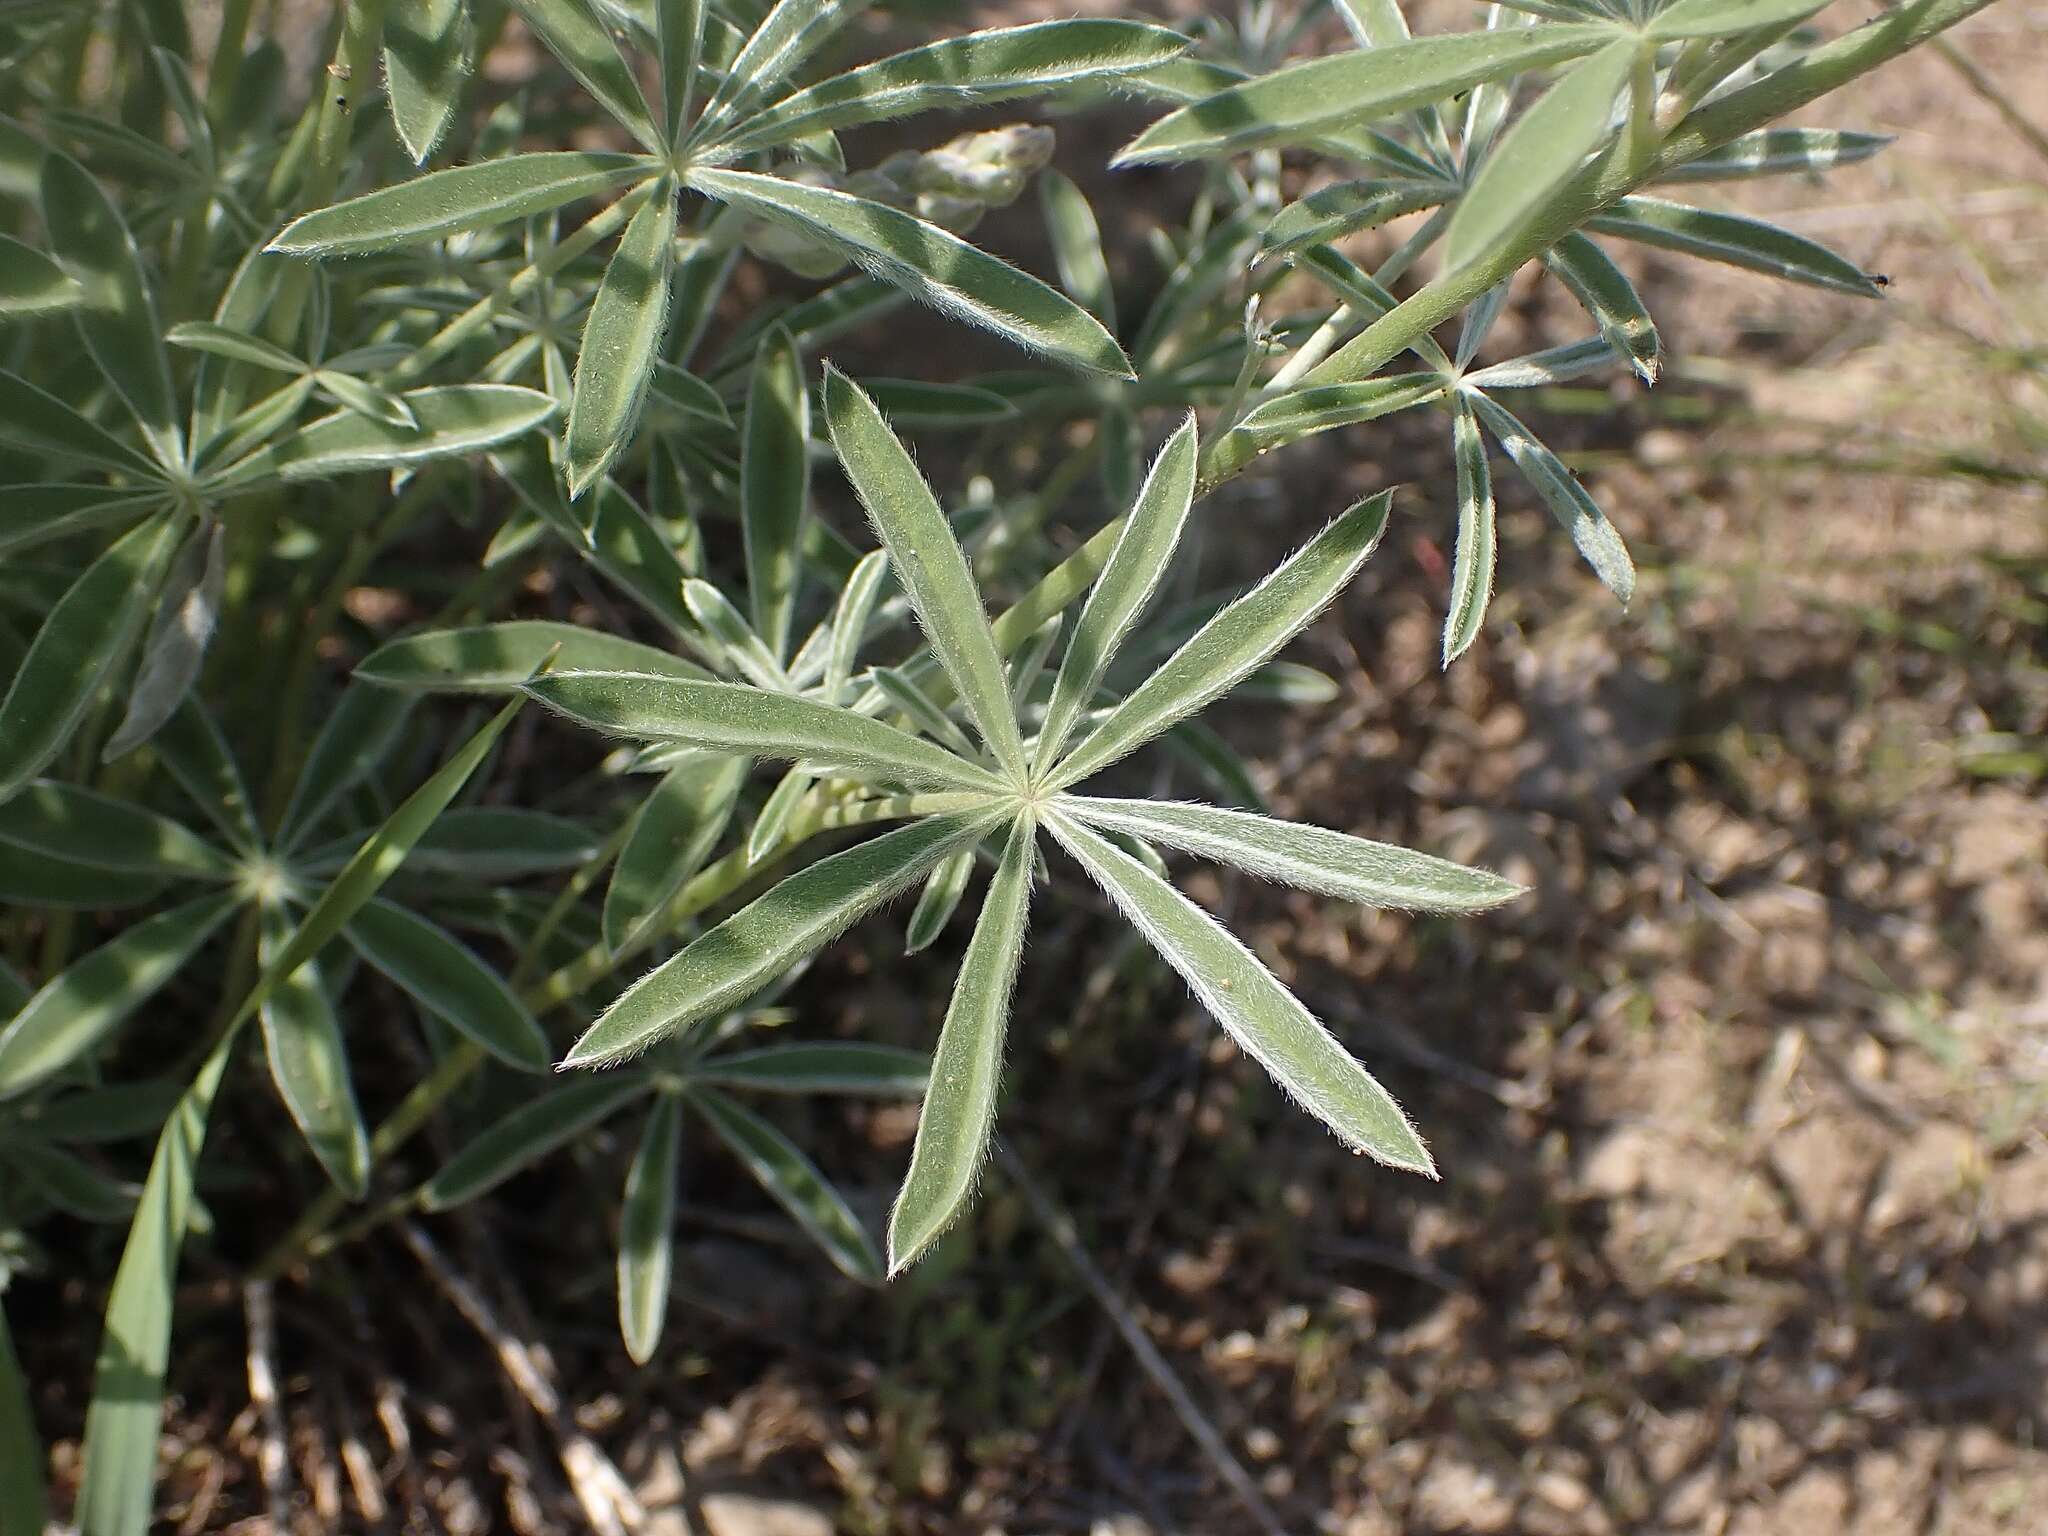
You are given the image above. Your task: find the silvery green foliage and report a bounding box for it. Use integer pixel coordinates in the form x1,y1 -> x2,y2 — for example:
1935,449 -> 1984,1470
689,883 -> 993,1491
0,0 -> 1979,1525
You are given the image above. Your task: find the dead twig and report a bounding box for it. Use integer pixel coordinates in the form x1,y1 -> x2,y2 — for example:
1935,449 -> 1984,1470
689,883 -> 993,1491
243,1279 -> 293,1533
994,1139 -> 1291,1536
398,1220 -> 647,1536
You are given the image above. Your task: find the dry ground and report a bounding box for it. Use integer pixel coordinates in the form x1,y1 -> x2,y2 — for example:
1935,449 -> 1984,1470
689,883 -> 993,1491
27,4 -> 2048,1533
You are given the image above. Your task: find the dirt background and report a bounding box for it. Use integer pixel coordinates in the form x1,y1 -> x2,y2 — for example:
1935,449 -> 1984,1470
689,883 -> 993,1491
28,2 -> 2048,1533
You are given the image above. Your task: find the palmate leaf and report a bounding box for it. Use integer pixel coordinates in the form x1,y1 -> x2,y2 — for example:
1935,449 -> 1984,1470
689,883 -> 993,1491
1058,798 -> 1522,911
269,153 -> 655,257
1034,415 -> 1197,771
563,809 -> 1001,1068
566,182 -> 677,498
711,20 -> 1188,155
78,698 -> 522,1536
1114,25 -> 1612,164
1046,492 -> 1394,792
825,367 -> 1029,779
689,169 -> 1133,378
527,672 -> 1005,792
1048,812 -> 1432,1172
889,815 -> 1032,1272
1441,38 -> 1638,274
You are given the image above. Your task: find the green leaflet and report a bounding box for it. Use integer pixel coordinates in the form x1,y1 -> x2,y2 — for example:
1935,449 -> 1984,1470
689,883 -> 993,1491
1115,25 -> 1611,164
269,152 -> 655,256
566,184 -> 678,498
102,520 -> 227,762
713,20 -> 1187,153
527,672 -> 1004,793
0,780 -> 230,878
380,809 -> 604,880
1039,170 -> 1115,328
743,327 -> 810,659
904,844 -> 975,953
0,368 -> 161,479
657,0 -> 707,142
889,815 -> 1032,1272
1443,393 -> 1497,667
385,0 -> 471,164
695,1042 -> 928,1096
42,153 -> 183,471
508,0 -> 660,145
0,485 -> 157,559
0,894 -> 236,1101
693,0 -> 867,140
1585,195 -> 1883,297
1034,415 -> 1197,772
1442,38 -> 1638,274
217,384 -> 561,486
1258,177 -> 1455,259
359,621 -> 708,693
1058,797 -> 1522,911
257,905 -> 370,1199
618,1090 -> 684,1363
693,1087 -> 883,1282
1656,127 -> 1890,183
604,753 -> 748,953
0,512 -> 184,803
0,1304 -> 49,1536
276,683 -> 414,849
0,232 -> 82,316
564,810 -> 999,1068
1648,0 -> 1831,40
824,366 -> 1029,779
826,548 -> 890,701
345,899 -> 551,1072
423,1075 -> 652,1210
1544,231 -> 1660,384
1467,390 -> 1636,603
1048,813 -> 1433,1173
1048,493 -> 1392,791
689,169 -> 1133,378
1231,375 -> 1448,458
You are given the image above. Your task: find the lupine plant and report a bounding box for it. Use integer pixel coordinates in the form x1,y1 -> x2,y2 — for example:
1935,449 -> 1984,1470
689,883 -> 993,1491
0,0 -> 1996,1526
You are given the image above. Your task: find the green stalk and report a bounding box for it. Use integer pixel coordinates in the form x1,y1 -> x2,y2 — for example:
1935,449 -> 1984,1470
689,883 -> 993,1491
207,0 -> 260,117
